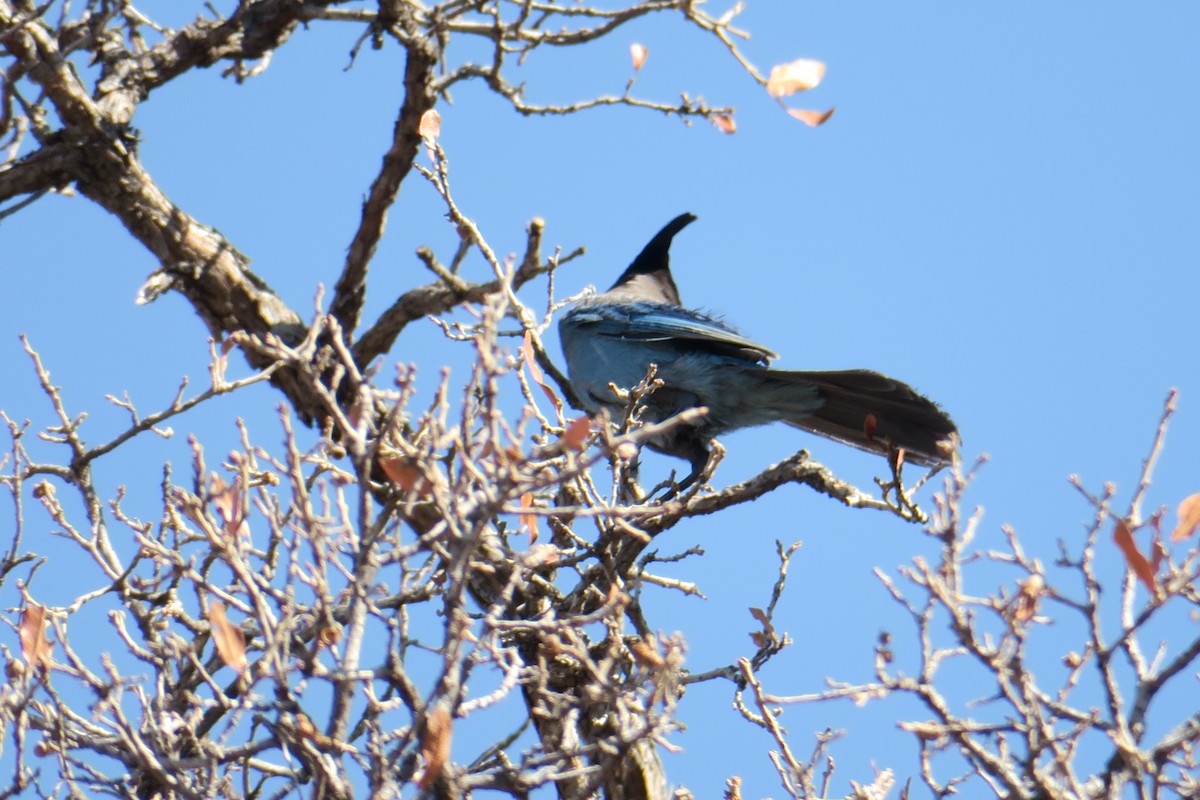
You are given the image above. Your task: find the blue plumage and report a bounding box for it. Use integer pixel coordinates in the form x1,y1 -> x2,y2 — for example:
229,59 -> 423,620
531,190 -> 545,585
558,213 -> 957,488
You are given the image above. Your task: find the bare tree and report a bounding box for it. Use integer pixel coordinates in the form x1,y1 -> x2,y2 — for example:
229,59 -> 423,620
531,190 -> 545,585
2,1 -> 1199,798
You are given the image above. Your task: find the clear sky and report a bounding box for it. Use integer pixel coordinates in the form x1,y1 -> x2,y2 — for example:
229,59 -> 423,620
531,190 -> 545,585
3,2 -> 1199,795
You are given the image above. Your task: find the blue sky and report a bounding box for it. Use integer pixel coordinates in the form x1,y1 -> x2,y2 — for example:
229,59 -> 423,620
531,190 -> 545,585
3,2 -> 1199,795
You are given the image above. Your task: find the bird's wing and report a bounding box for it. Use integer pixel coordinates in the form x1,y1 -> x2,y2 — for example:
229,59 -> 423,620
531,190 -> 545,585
567,302 -> 778,363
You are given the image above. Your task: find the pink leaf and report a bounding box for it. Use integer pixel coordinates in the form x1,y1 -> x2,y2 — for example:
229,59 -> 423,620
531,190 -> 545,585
767,59 -> 826,97
787,107 -> 835,127
630,43 -> 648,71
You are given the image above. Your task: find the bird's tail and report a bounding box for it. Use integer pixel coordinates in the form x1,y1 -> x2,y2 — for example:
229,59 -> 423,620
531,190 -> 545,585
755,369 -> 958,467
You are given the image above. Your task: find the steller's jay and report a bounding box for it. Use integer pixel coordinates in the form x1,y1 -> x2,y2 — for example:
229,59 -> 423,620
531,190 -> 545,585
558,213 -> 958,488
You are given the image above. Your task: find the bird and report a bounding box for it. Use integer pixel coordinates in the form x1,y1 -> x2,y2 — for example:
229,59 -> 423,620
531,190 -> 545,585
557,212 -> 958,489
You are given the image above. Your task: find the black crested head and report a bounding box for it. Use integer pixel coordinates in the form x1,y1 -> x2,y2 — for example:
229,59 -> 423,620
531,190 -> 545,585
606,212 -> 697,306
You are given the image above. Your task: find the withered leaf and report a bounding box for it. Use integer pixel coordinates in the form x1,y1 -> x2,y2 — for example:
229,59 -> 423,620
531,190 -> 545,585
1151,534 -> 1167,572
1170,492 -> 1200,542
520,492 -> 539,544
19,603 -> 53,672
207,600 -> 248,675
630,43 -> 648,70
210,473 -> 248,540
379,457 -> 431,496
522,332 -> 563,412
630,636 -> 665,668
787,107 -> 836,127
1113,518 -> 1158,596
562,416 -> 592,451
748,607 -> 776,644
767,58 -> 826,97
419,109 -> 442,141
418,706 -> 453,789
1013,574 -> 1045,622
521,544 -> 559,567
711,114 -> 737,134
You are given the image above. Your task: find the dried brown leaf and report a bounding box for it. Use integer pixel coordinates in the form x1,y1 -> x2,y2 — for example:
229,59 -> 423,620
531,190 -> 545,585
711,114 -> 737,134
1170,492 -> 1200,542
748,607 -> 776,643
379,457 -> 431,496
419,109 -> 442,141
787,107 -> 836,127
19,603 -> 53,672
210,473 -> 248,539
562,416 -> 592,451
630,43 -> 648,70
522,332 -> 563,412
630,636 -> 665,668
1151,534 -> 1167,572
1013,574 -> 1045,622
418,706 -> 453,789
1113,518 -> 1158,596
521,544 -> 559,567
767,58 -> 826,96
207,600 -> 248,675
520,492 -> 539,544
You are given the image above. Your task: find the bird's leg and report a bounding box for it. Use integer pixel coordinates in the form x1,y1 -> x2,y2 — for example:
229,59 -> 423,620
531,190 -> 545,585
874,446 -> 932,523
617,453 -> 647,504
657,439 -> 723,501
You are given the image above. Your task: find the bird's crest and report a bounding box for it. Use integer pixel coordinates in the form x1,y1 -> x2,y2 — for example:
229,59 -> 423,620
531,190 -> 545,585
606,213 -> 697,306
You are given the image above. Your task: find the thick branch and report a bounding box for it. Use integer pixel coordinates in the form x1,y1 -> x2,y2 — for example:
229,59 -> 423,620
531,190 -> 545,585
329,36 -> 438,337
352,248 -> 565,366
0,138 -> 77,203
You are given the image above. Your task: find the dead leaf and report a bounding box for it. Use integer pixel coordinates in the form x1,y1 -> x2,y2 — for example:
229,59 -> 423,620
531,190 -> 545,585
767,58 -> 826,96
630,43 -> 648,70
787,107 -> 835,127
1113,518 -> 1158,596
748,607 -> 777,647
19,603 -> 53,672
711,114 -> 737,134
1170,492 -> 1200,542
1151,535 -> 1167,572
1013,574 -> 1045,622
418,706 -> 453,789
379,457 -> 431,496
899,720 -> 945,741
481,441 -> 524,467
210,473 -> 248,539
521,544 -> 559,567
418,109 -> 442,141
630,636 -> 665,668
520,492 -> 539,544
207,600 -> 248,675
522,332 -> 563,412
562,416 -> 592,451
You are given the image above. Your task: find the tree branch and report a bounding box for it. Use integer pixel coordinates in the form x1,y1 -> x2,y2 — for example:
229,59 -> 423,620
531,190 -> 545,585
329,33 -> 437,338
